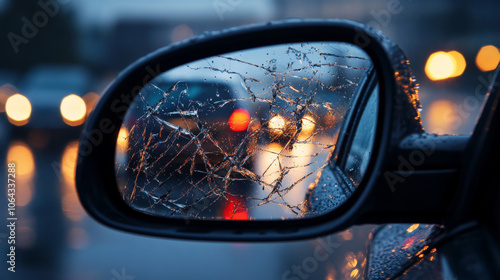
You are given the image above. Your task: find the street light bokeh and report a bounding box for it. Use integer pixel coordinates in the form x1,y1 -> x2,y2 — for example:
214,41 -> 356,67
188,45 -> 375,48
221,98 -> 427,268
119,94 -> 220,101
425,51 -> 466,81
476,45 -> 500,72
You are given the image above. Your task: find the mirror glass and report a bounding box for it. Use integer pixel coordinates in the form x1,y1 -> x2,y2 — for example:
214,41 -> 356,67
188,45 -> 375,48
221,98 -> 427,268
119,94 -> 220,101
343,89 -> 378,186
115,42 -> 377,220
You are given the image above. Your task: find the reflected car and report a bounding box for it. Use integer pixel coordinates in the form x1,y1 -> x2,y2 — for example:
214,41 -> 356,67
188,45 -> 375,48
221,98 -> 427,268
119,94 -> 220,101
121,75 -> 259,220
262,112 -> 317,143
125,77 -> 258,175
257,68 -> 370,145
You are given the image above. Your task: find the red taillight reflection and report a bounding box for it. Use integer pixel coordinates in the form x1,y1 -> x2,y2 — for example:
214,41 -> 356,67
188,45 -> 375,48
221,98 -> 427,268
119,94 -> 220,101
222,196 -> 249,220
228,108 -> 250,132
402,235 -> 417,250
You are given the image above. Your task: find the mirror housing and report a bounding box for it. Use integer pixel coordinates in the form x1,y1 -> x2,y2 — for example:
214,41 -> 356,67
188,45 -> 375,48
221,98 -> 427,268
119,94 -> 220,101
76,19 -> 466,241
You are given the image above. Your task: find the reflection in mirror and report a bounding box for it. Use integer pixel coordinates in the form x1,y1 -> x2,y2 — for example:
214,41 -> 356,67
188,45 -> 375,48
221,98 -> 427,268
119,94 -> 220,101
115,42 -> 377,220
344,86 -> 378,187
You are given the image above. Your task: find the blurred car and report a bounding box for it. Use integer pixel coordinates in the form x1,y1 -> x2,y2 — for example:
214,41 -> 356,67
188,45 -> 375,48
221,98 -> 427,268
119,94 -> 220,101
255,56 -> 371,145
125,69 -> 260,174
7,65 -> 95,133
119,68 -> 261,220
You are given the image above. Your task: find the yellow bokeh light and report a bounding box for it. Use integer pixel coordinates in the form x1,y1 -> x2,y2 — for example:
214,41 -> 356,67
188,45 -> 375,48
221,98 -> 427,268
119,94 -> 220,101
406,223 -> 420,233
7,142 -> 35,206
301,115 -> 316,134
346,253 -> 358,268
269,115 -> 286,135
267,142 -> 283,153
298,115 -> 316,140
448,51 -> 466,77
350,268 -> 359,278
60,94 -> 86,126
117,127 -> 129,153
476,45 -> 500,72
61,141 -> 79,183
426,100 -> 456,134
7,142 -> 35,178
425,51 -> 456,81
6,94 -> 31,124
61,141 -> 86,222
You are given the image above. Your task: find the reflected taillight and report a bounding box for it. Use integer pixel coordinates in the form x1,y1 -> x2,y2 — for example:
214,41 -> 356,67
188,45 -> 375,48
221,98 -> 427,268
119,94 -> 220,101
228,108 -> 250,132
222,196 -> 249,220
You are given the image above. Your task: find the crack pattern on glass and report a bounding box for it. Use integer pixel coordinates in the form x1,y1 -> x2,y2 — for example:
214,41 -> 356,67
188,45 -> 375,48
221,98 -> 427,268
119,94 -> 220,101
115,42 -> 373,220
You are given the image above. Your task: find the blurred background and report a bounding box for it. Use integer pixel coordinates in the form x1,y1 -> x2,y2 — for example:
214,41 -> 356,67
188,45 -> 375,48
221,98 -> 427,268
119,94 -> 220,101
0,0 -> 499,279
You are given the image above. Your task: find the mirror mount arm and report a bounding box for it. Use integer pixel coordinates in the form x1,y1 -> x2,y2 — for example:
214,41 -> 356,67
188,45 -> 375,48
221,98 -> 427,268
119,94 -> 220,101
357,134 -> 469,225
390,133 -> 469,170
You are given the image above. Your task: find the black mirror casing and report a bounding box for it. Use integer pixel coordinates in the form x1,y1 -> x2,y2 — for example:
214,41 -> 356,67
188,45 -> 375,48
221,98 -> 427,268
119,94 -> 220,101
76,19 -> 458,241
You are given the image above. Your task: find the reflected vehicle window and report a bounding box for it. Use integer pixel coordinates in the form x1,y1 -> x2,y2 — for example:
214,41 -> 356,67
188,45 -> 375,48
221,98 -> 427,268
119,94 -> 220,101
343,87 -> 378,186
115,42 -> 377,221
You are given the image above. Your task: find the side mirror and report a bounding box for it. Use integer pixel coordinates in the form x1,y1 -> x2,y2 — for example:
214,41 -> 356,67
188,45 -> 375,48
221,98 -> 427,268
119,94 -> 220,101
76,20 -> 469,241
116,40 -> 376,221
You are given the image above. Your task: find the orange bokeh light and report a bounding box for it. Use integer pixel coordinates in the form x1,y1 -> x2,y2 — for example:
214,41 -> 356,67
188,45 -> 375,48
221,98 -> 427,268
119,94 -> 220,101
228,108 -> 250,132
476,45 -> 500,72
425,50 -> 466,81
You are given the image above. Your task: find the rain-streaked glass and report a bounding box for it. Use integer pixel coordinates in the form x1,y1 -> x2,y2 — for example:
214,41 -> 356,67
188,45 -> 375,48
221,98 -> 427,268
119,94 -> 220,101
115,42 -> 376,220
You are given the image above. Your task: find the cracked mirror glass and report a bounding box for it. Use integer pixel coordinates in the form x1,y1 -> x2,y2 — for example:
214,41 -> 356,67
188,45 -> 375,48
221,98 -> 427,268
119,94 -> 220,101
115,42 -> 376,221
